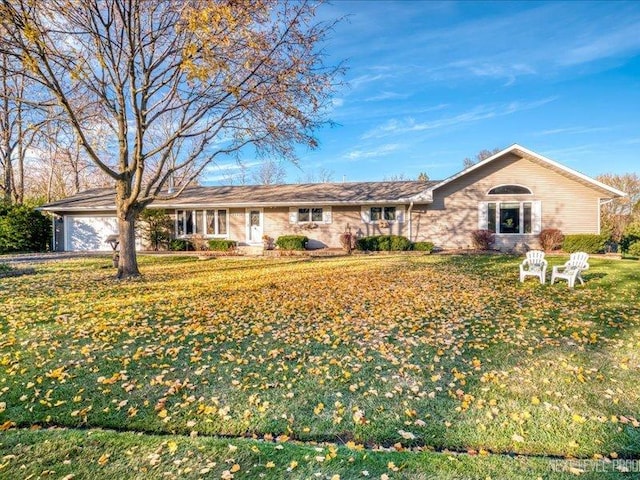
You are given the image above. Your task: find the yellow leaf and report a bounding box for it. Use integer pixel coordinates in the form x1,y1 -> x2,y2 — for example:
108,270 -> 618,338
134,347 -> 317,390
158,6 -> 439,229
167,441 -> 178,454
97,453 -> 110,466
0,421 -> 15,431
230,464 -> 241,473
511,433 -> 524,443
572,414 -> 586,424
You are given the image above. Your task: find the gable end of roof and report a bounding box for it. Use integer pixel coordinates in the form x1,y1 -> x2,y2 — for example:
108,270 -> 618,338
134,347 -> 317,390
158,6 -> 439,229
422,143 -> 626,198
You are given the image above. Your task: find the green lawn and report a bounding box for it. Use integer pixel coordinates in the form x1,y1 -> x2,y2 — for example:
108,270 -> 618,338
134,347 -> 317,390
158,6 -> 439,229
1,254 -> 639,478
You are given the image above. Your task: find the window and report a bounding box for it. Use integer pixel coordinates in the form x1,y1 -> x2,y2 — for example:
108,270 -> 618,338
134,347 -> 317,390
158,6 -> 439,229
176,209 -> 228,237
297,207 -> 323,223
383,207 -> 396,221
298,208 -> 310,222
370,206 -> 397,222
484,201 -> 536,234
362,205 -> 404,224
488,185 -> 532,195
217,210 -> 227,235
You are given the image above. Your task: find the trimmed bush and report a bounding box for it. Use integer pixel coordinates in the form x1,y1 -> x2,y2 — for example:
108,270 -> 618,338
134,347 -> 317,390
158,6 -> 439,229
356,235 -> 412,251
208,239 -> 237,251
538,228 -> 564,251
562,234 -> 607,254
168,238 -> 192,251
470,229 -> 494,250
275,235 -> 308,250
0,203 -> 51,253
412,241 -> 434,253
628,241 -> 640,258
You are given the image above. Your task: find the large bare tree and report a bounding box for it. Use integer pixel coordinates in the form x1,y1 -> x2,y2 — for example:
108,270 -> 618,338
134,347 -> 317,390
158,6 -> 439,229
25,120 -> 111,202
596,173 -> 640,242
463,147 -> 502,168
1,0 -> 340,278
251,159 -> 286,185
0,50 -> 47,204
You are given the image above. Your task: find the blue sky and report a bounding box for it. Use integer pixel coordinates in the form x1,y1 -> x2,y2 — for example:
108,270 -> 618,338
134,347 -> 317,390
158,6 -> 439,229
205,1 -> 640,184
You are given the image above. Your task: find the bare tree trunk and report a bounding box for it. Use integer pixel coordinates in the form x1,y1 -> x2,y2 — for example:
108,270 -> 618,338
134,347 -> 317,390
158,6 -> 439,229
115,179 -> 141,279
116,213 -> 140,279
15,106 -> 24,203
1,54 -> 12,203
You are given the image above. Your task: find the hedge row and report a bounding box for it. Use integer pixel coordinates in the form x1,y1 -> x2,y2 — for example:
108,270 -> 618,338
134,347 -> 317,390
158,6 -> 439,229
562,234 -> 608,254
354,235 -> 434,253
0,203 -> 50,253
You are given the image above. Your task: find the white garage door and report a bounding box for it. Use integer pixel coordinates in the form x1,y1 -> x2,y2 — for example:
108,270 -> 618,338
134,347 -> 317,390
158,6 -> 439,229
65,215 -> 118,251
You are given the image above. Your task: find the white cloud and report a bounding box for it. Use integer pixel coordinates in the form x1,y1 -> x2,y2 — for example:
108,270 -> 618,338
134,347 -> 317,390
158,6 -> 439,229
362,97 -> 557,139
204,160 -> 261,172
535,126 -> 613,136
344,143 -> 401,160
559,21 -> 640,66
349,73 -> 394,89
364,91 -> 410,102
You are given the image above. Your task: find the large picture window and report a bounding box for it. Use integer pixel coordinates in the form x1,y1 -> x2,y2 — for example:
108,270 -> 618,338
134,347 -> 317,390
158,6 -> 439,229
177,209 -> 228,237
482,201 -> 538,234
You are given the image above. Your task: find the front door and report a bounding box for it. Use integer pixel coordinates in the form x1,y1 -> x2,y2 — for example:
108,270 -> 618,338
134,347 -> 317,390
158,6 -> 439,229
247,209 -> 263,244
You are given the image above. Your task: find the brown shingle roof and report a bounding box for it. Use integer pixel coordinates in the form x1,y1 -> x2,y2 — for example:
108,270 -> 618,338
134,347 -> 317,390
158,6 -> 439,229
40,181 -> 437,212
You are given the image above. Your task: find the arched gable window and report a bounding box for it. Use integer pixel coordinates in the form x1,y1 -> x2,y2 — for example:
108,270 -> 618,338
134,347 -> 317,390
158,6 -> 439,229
488,185 -> 532,195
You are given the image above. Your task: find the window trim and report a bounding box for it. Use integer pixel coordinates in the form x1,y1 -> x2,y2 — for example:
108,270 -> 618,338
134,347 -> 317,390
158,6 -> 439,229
487,184 -> 533,196
370,206 -> 398,223
296,207 -> 324,223
176,209 -> 229,238
290,206 -> 331,225
484,201 -> 536,235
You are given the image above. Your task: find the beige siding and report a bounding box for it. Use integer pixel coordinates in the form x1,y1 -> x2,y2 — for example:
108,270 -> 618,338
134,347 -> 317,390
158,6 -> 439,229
259,205 -> 407,249
159,155 -> 605,251
228,208 -> 246,242
411,154 -> 603,250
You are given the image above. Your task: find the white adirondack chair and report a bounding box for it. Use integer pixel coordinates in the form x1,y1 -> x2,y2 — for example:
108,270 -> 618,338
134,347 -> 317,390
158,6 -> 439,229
519,250 -> 548,284
551,252 -> 590,288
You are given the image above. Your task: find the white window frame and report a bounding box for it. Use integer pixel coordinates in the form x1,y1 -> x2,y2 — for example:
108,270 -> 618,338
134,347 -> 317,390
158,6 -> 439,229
480,201 -> 540,235
362,205 -> 404,224
486,184 -> 533,196
176,209 -> 229,238
289,206 -> 332,224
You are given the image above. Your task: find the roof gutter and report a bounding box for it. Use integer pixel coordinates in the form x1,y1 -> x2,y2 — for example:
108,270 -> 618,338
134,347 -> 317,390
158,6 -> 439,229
39,198 -> 434,212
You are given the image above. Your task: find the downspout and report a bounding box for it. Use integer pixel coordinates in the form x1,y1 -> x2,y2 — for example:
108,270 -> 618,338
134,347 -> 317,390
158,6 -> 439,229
407,201 -> 414,241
